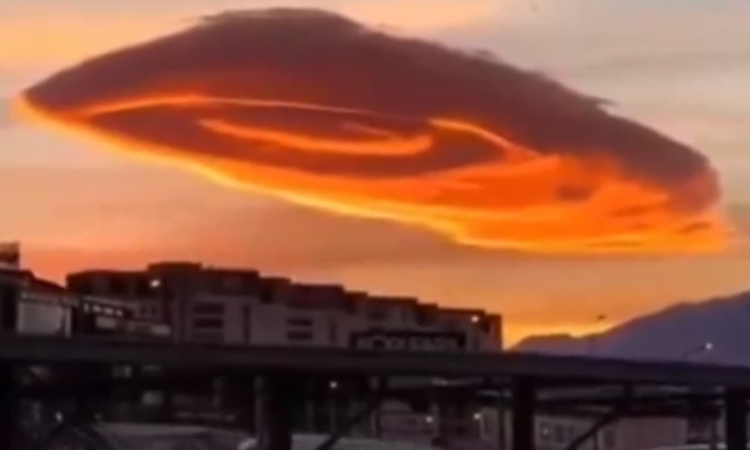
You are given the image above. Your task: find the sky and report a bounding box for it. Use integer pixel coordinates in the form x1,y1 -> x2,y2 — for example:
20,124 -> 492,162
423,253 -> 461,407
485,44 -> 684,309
2,0 -> 750,344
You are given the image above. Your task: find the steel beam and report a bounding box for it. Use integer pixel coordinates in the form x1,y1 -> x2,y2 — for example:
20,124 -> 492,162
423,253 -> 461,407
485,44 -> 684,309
725,389 -> 749,450
511,377 -> 535,450
562,387 -> 631,450
0,362 -> 18,450
257,375 -> 295,450
314,398 -> 382,450
6,335 -> 750,387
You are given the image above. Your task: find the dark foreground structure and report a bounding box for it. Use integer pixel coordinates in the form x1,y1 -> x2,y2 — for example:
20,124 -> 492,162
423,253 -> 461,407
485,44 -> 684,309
0,334 -> 749,450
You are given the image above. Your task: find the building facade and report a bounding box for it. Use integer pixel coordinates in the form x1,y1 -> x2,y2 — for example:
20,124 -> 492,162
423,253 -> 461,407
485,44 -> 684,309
467,411 -> 692,450
65,262 -> 504,444
66,262 -> 502,351
0,267 -> 75,335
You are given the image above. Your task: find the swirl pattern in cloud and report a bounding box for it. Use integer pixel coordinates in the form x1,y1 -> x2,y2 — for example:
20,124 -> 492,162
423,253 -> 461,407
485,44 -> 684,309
18,9 -> 729,254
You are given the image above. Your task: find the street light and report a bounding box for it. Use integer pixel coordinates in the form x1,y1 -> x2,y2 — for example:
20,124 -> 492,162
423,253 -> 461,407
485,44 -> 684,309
680,342 -> 714,360
328,380 -> 340,431
678,342 -> 717,450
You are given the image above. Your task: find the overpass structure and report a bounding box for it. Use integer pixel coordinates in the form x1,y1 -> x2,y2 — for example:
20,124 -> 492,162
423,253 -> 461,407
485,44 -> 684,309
0,334 -> 749,450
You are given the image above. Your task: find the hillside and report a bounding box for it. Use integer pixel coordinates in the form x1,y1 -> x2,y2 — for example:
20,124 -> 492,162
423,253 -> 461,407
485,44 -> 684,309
513,291 -> 750,366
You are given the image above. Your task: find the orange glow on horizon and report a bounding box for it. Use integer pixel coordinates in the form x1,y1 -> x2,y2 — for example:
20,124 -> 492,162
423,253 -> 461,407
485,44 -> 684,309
16,8 -> 734,255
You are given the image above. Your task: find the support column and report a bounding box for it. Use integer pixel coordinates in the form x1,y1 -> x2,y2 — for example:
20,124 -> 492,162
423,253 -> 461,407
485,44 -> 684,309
511,377 -> 535,450
496,403 -> 507,450
257,374 -> 295,450
0,362 -> 18,450
725,389 -> 748,450
227,372 -> 256,434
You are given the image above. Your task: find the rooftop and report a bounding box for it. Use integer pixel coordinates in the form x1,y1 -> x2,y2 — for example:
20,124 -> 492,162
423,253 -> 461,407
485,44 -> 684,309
65,261 -> 500,320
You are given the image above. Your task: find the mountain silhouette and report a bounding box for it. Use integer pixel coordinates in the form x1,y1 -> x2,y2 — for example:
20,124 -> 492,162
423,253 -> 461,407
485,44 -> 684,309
513,291 -> 750,366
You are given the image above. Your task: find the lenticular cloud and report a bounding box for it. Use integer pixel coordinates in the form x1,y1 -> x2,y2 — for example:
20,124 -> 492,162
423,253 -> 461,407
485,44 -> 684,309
18,8 -> 729,254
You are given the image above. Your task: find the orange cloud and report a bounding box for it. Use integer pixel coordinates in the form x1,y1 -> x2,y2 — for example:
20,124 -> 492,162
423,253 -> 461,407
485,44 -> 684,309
19,8 -> 730,255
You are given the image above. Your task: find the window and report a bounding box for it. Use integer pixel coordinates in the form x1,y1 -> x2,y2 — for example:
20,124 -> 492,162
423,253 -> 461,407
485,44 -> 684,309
190,332 -> 224,343
109,277 -> 129,296
566,425 -> 577,442
479,318 -> 494,334
329,321 -> 337,344
221,275 -> 243,292
287,317 -> 313,327
553,424 -> 565,443
539,423 -> 552,443
259,283 -> 276,304
439,316 -> 457,329
140,305 -> 151,317
415,307 -> 436,326
192,317 -> 224,329
287,330 -> 313,341
687,417 -> 714,444
112,365 -> 133,378
141,365 -> 163,374
134,278 -> 151,297
243,305 -> 251,342
69,278 -> 93,295
369,308 -> 388,321
192,303 -> 224,314
602,428 -> 616,449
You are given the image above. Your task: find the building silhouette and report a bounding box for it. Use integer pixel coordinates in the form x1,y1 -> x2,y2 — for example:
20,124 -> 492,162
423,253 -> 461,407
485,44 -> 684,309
66,261 -> 503,444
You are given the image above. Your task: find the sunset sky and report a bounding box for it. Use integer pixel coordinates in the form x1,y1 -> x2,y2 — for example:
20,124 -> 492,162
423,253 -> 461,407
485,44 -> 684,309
3,0 -> 750,344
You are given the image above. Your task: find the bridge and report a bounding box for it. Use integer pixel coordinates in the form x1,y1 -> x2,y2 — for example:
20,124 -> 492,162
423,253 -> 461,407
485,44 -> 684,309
0,334 -> 749,450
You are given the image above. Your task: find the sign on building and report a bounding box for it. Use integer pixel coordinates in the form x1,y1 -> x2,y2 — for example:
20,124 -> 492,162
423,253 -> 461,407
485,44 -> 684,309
350,329 -> 466,352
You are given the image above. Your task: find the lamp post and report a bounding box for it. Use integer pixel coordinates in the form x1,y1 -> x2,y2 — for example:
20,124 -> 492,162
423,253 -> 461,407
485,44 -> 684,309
328,380 -> 339,432
680,342 -> 714,361
679,342 -> 716,448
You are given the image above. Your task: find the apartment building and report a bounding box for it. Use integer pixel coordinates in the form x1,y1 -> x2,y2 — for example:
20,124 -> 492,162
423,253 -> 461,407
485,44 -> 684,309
0,267 -> 75,335
65,261 -> 503,444
464,410 -> 692,450
67,263 -> 501,350
531,415 -> 681,450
